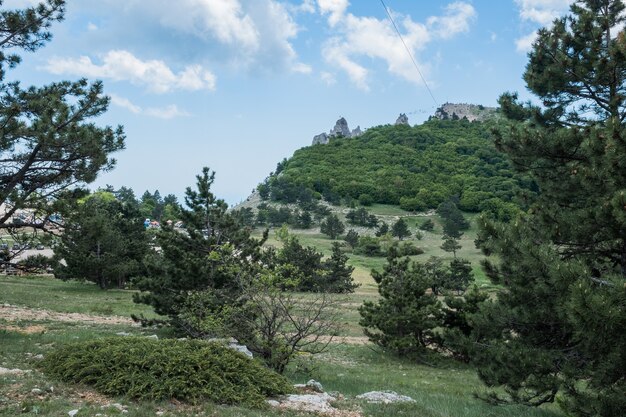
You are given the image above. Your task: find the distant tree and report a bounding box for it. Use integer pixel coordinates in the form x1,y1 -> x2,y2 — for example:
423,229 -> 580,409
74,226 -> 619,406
437,199 -> 469,239
320,214 -> 345,239
294,210 -> 313,229
424,256 -> 449,296
323,242 -> 358,293
419,219 -> 435,232
447,258 -> 473,295
375,222 -> 389,237
358,193 -> 374,206
441,235 -> 462,258
232,207 -> 256,228
344,229 -> 359,249
414,230 -> 423,240
54,192 -> 148,289
346,207 -> 378,228
391,218 -> 411,240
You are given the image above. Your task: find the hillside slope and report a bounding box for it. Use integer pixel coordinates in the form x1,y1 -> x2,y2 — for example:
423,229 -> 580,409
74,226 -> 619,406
258,119 -> 533,214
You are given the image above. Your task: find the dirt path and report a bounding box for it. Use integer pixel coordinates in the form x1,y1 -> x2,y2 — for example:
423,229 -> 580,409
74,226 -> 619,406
0,304 -> 136,326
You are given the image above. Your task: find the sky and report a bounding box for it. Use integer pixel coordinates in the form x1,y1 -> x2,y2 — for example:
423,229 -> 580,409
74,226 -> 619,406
5,0 -> 574,206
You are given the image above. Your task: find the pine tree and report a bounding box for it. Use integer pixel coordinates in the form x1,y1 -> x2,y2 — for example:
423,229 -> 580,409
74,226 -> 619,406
472,2 -> 626,415
320,214 -> 345,239
440,235 -> 462,258
133,168 -> 266,335
0,1 -> 125,266
359,249 -> 442,354
54,192 -> 148,289
391,218 -> 411,240
322,242 -> 358,293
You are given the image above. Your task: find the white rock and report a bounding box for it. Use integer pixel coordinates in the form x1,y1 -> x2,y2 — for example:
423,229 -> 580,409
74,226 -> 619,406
266,400 -> 280,407
68,410 -> 79,417
145,335 -> 159,340
281,393 -> 337,414
31,388 -> 44,395
0,367 -> 26,375
356,390 -> 416,404
116,332 -> 132,337
306,379 -> 324,393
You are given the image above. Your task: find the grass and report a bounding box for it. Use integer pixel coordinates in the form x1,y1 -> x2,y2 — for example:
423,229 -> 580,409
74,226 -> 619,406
0,275 -> 158,318
0,206 -> 562,416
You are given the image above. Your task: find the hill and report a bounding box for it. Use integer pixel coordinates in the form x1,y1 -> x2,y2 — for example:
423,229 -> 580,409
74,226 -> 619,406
257,118 -> 533,215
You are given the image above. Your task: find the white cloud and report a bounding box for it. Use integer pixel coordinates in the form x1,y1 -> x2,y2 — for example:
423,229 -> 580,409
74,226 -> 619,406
292,62 -> 313,74
427,2 -> 477,39
516,31 -> 539,53
87,22 -> 98,31
110,94 -> 190,119
155,0 -> 259,50
318,0 -> 349,26
514,0 -> 573,52
516,0 -> 572,25
45,50 -> 216,93
318,1 -> 475,90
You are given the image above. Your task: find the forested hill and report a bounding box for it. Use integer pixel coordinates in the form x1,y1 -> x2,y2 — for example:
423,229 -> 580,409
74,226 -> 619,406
258,118 -> 535,214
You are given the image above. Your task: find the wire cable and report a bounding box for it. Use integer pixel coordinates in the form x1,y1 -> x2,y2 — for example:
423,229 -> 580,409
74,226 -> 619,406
379,0 -> 439,107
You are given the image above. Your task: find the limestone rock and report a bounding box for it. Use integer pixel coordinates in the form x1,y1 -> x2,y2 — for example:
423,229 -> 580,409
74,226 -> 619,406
351,126 -> 363,137
330,117 -> 351,137
395,113 -> 409,125
313,132 -> 329,145
356,390 -> 416,404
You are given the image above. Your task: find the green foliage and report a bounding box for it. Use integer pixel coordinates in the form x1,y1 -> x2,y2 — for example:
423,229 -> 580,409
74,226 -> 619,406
40,337 -> 292,406
53,192 -> 149,289
354,235 -> 384,257
320,213 -> 345,239
0,0 -> 125,266
260,120 -> 534,211
440,235 -> 462,258
324,242 -> 358,293
437,199 -> 469,239
346,207 -> 379,227
133,168 -> 265,336
391,218 -> 411,240
375,222 -> 389,237
419,219 -> 435,231
344,229 -> 359,248
359,252 -> 441,355
471,2 -> 626,415
270,236 -> 357,293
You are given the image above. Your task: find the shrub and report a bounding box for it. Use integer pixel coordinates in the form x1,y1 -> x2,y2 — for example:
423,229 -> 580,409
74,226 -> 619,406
40,337 -> 292,407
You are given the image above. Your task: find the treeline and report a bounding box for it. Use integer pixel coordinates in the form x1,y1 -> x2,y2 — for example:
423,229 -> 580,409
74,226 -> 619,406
258,119 -> 533,217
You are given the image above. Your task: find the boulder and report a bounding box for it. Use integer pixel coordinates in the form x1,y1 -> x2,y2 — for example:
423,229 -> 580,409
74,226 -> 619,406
330,117 -> 351,137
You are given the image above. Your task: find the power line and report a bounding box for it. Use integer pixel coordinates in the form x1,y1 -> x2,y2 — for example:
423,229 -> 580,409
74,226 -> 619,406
379,0 -> 439,107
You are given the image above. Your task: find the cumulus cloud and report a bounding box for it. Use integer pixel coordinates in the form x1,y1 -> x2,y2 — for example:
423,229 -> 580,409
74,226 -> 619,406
515,0 -> 573,52
318,1 -> 476,90
110,94 -> 190,119
96,0 -> 310,74
45,50 -> 216,93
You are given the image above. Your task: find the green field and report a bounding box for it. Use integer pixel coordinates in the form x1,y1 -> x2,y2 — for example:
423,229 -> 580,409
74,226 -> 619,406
1,272 -> 562,417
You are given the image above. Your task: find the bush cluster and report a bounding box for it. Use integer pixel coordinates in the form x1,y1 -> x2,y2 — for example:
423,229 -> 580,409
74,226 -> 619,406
40,337 -> 292,407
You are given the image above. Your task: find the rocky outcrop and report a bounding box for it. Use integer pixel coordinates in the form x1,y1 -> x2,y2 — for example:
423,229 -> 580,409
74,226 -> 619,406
312,133 -> 329,145
434,103 -> 497,122
330,117 -> 351,137
395,113 -> 409,125
312,117 -> 364,145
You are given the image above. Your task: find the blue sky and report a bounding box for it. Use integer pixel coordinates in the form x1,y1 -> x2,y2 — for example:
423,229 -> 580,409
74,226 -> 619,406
6,0 -> 573,205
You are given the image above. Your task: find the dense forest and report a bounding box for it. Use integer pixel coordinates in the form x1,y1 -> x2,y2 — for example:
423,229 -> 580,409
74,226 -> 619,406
259,119 -> 535,215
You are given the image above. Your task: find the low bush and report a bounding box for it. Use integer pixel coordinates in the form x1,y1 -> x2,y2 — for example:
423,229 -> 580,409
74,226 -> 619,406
40,337 -> 292,407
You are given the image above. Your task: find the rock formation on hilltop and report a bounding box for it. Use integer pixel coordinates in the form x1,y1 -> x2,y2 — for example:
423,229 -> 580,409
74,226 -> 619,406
312,117 -> 364,145
395,113 -> 409,125
434,103 -> 497,122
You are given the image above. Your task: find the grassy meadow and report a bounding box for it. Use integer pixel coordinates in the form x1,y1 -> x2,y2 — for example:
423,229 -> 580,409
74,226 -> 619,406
0,205 -> 562,417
